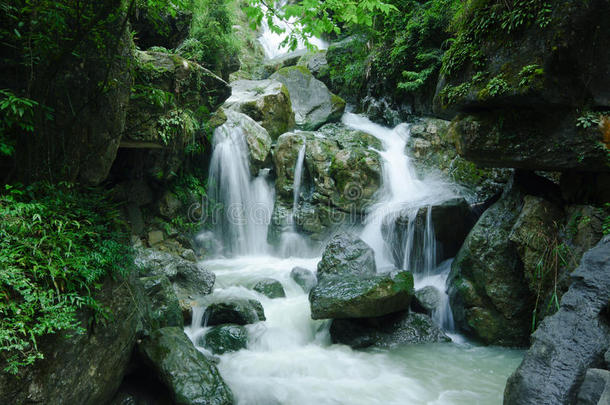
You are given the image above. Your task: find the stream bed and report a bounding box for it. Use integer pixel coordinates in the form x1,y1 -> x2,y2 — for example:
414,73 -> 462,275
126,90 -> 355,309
186,256 -> 523,405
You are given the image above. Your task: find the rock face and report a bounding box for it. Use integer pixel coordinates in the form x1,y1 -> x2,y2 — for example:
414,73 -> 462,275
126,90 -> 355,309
270,66 -> 346,130
253,278 -> 286,299
576,369 -> 610,405
215,108 -> 273,173
0,276 -> 140,405
330,312 -> 450,348
448,177 -> 532,346
223,79 -> 295,139
382,198 -> 476,270
317,233 -> 377,279
297,51 -> 330,85
202,325 -> 248,355
138,327 -> 234,405
434,0 -> 610,172
204,299 -> 266,326
406,117 -> 512,202
504,236 -> 610,405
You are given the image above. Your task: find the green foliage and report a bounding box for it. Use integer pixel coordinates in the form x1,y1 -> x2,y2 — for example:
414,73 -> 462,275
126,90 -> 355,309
392,272 -> 415,294
576,111 -> 607,129
518,64 -> 544,88
603,203 -> 610,236
0,183 -> 132,374
0,90 -> 50,157
478,74 -> 510,99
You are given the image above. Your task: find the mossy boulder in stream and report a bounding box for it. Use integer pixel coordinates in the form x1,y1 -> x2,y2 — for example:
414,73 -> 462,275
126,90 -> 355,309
270,65 -> 345,130
138,327 -> 234,405
317,233 -> 377,279
253,278 -> 286,299
204,299 -> 266,326
309,272 -> 414,320
202,325 -> 248,355
291,267 -> 318,293
223,79 -> 295,139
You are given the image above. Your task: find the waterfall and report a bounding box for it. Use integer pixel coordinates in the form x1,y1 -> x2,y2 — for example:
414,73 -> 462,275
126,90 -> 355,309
258,0 -> 328,59
278,142 -> 311,257
207,120 -> 274,256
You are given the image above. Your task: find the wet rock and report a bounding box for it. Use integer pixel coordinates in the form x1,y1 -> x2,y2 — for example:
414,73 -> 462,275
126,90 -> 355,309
297,51 -> 330,84
135,248 -> 215,299
202,325 -> 248,355
330,312 -> 450,348
448,178 -> 532,346
223,79 -> 295,139
138,327 -> 233,405
309,271 -> 414,320
270,65 -> 345,130
180,249 -> 197,263
140,275 -> 184,329
317,233 -> 376,279
406,117 -> 511,202
576,369 -> 610,405
215,109 -> 273,174
503,236 -> 610,405
291,267 -> 317,293
412,286 -> 442,315
204,299 -> 266,326
253,278 -> 286,299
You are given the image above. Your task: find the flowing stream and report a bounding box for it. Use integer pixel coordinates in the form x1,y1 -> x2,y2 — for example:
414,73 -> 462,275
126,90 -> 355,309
186,13 -> 523,403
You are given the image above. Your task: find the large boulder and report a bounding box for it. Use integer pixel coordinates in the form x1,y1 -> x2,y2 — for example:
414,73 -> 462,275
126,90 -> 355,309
576,369 -> 610,405
0,276 -> 141,405
504,237 -> 610,405
203,299 -> 266,326
297,51 -> 330,85
223,79 -> 295,139
382,198 -> 476,270
330,312 -> 450,348
138,327 -> 233,405
317,233 -> 377,279
309,271 -> 414,320
253,278 -> 286,299
140,275 -> 184,329
448,177 -> 532,346
270,66 -> 346,130
412,286 -> 443,315
291,267 -> 317,293
406,117 -> 512,202
202,325 -> 249,355
214,108 -> 273,174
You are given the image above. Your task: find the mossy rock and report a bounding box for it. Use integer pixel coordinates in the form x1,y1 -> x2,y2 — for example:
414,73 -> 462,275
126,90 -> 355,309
253,278 -> 286,299
202,325 -> 248,355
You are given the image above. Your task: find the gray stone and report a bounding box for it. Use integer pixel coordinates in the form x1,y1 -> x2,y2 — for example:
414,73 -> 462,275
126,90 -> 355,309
413,286 -> 442,315
148,230 -> 164,246
138,327 -> 233,405
504,236 -> 610,405
317,233 -> 377,279
270,66 -> 345,130
204,299 -> 266,326
309,271 -> 414,320
140,275 -> 184,329
202,325 -> 248,355
576,369 -> 610,405
330,312 -> 450,348
253,278 -> 286,299
291,267 -> 317,293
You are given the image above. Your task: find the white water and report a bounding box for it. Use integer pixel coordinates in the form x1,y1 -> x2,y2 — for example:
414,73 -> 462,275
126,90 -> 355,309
207,120 -> 275,256
187,257 -> 523,405
258,0 -> 328,59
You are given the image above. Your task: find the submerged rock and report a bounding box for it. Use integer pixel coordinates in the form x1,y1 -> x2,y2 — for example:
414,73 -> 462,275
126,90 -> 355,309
503,236 -> 610,405
317,233 -> 377,279
270,65 -> 345,130
204,299 -> 266,326
202,325 -> 248,355
309,271 -> 414,320
223,79 -> 295,139
291,267 -> 317,293
253,278 -> 286,299
138,327 -> 233,405
330,312 -> 450,348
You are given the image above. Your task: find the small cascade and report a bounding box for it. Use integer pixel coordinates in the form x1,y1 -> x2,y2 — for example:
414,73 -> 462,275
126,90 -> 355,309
207,120 -> 274,256
414,260 -> 456,332
278,142 -> 311,257
258,0 -> 328,59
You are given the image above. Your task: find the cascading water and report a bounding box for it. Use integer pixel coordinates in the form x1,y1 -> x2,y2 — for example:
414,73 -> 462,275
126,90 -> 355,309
187,8 -> 522,400
207,119 -> 275,256
258,0 -> 328,59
